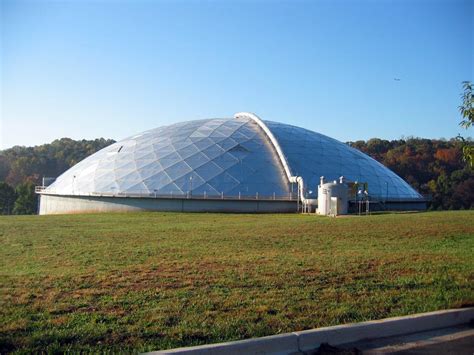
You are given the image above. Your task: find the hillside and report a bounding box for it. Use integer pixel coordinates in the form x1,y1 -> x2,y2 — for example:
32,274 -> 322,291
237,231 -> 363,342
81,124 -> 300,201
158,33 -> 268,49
0,138 -> 115,187
349,138 -> 473,209
0,136 -> 472,213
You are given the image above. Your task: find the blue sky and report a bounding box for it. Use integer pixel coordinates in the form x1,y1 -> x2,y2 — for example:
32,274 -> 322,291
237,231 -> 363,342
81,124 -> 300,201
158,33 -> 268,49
1,0 -> 472,149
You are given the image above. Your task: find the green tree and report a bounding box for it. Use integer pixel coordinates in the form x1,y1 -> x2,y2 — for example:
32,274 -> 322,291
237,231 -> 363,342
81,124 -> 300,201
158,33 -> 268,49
0,137 -> 115,188
459,81 -> 473,166
13,182 -> 37,215
460,81 -> 474,128
0,182 -> 16,215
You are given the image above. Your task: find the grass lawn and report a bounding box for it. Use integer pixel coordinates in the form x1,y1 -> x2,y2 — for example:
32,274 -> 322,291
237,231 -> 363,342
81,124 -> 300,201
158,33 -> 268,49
0,211 -> 473,353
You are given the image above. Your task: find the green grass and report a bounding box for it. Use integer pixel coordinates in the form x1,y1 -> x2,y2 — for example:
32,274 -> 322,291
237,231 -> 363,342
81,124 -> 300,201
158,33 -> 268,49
0,211 -> 473,353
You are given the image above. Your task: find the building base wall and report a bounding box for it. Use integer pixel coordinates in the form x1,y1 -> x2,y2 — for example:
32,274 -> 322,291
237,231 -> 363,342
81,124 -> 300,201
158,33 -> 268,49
383,201 -> 427,211
348,200 -> 427,213
39,194 -> 298,215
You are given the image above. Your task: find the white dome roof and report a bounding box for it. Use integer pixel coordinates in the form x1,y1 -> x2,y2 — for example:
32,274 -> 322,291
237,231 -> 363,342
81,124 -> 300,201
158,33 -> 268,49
46,114 -> 422,201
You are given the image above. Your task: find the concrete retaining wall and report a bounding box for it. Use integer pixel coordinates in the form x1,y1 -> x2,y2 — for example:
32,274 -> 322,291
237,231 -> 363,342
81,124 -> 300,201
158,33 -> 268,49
39,194 -> 297,215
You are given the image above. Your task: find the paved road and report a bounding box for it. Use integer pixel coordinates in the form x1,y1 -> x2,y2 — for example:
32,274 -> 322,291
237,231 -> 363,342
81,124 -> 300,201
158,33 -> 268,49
338,325 -> 474,355
308,325 -> 474,354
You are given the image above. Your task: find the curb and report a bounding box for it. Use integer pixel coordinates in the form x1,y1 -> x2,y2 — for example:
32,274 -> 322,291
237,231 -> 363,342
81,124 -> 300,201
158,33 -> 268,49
147,307 -> 474,354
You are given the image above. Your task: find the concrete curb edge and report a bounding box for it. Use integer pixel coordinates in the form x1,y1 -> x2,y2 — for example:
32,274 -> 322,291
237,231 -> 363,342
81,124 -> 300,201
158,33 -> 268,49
147,307 -> 474,354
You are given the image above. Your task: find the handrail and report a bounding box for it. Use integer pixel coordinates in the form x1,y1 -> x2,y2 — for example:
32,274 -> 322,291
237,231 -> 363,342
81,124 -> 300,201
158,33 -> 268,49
36,186 -> 426,203
35,186 -> 47,193
36,188 -> 298,201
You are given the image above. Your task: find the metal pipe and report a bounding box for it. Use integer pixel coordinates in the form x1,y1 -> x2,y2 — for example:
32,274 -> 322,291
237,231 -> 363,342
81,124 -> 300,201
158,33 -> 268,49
235,113 -> 317,213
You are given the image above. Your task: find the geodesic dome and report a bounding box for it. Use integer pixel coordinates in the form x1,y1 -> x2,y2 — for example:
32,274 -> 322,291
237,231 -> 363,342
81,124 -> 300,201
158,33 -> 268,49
45,113 -> 422,201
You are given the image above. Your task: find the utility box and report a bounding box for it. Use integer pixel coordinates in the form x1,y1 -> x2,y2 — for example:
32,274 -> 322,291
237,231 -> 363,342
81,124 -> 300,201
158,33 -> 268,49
330,196 -> 347,216
317,176 -> 349,216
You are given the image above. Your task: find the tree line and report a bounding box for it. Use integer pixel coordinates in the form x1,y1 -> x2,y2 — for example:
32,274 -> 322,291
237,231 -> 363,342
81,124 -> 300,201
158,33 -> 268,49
0,136 -> 472,214
0,138 -> 115,214
349,137 -> 473,210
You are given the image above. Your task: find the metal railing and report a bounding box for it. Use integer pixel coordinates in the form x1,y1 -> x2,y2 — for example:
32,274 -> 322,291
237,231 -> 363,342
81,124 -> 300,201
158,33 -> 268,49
35,186 -> 299,201
349,194 -> 431,204
35,186 -> 47,193
36,186 -> 429,203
